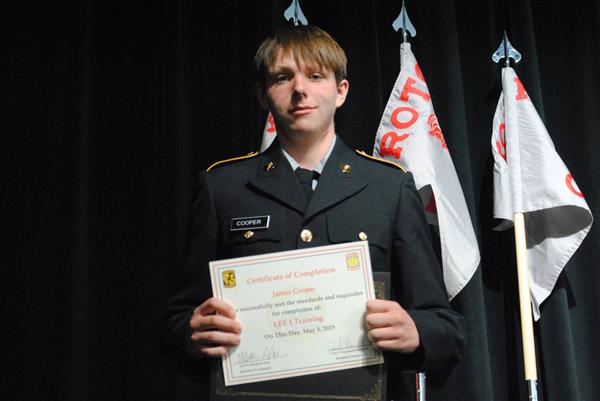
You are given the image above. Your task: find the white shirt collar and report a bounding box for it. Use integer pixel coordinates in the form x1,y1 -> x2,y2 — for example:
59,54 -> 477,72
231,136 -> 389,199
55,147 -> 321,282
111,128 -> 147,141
280,136 -> 337,190
280,135 -> 337,175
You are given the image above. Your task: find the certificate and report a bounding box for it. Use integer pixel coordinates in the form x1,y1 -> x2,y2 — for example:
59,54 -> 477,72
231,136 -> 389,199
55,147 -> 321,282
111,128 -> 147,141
209,241 -> 384,386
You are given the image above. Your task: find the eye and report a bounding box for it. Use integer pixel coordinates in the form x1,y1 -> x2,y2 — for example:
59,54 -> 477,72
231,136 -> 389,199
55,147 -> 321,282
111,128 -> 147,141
275,74 -> 290,83
309,73 -> 323,81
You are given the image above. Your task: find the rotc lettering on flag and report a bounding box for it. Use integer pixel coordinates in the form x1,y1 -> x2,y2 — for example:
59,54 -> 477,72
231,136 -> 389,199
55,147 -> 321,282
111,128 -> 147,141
378,65 -> 447,161
373,43 -> 480,299
491,67 -> 593,319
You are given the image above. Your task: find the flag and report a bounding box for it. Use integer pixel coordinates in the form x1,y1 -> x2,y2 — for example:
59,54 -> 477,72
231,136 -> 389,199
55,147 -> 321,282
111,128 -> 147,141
373,43 -> 480,299
260,112 -> 277,152
491,67 -> 593,319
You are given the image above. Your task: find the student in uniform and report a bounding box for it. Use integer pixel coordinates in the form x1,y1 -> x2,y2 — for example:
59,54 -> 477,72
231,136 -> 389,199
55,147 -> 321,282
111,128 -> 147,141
160,24 -> 465,398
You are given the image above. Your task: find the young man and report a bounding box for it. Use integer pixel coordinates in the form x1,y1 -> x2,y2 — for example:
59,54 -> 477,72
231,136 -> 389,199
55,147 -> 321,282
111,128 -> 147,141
160,25 -> 465,397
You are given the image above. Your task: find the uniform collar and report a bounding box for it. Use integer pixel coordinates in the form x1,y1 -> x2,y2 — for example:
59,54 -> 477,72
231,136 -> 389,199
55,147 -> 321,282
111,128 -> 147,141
279,135 -> 337,176
248,137 -> 368,218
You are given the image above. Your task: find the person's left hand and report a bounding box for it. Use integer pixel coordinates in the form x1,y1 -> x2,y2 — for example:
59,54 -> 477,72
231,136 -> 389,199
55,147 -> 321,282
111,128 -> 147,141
365,299 -> 420,353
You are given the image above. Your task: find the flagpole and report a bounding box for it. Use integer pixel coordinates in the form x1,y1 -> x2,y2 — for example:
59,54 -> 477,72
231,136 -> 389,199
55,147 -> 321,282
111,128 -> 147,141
392,2 -> 426,399
492,33 -> 538,401
391,2 -> 426,399
513,213 -> 539,400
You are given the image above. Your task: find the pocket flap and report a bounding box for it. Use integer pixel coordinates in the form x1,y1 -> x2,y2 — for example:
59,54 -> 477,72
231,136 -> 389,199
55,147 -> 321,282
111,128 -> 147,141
326,211 -> 389,249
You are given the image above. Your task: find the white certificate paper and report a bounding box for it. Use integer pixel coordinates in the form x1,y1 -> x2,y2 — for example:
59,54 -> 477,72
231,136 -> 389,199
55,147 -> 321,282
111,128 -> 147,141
209,241 -> 383,386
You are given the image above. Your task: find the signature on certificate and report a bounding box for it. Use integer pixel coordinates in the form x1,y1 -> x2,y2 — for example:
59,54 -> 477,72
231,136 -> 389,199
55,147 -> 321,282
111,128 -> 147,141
328,335 -> 370,352
236,345 -> 287,365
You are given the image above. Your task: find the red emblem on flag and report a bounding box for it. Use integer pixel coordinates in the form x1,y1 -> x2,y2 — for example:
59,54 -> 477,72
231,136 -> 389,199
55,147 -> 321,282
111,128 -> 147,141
266,113 -> 276,133
496,123 -> 507,160
427,114 -> 447,149
565,173 -> 584,198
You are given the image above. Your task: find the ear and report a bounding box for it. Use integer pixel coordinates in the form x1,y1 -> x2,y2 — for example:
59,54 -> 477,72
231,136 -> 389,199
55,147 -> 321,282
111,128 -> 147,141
335,79 -> 349,108
255,82 -> 269,110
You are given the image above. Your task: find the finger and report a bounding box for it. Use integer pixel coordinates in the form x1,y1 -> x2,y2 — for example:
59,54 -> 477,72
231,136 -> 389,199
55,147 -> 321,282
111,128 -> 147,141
196,345 -> 230,358
367,326 -> 399,342
191,330 -> 241,347
365,313 -> 390,330
365,310 -> 410,329
366,299 -> 397,313
190,313 -> 242,333
364,312 -> 391,329
196,298 -> 237,319
369,339 -> 394,351
372,339 -> 418,353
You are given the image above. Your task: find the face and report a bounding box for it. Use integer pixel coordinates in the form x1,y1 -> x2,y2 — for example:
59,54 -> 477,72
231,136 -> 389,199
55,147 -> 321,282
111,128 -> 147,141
256,50 -> 349,139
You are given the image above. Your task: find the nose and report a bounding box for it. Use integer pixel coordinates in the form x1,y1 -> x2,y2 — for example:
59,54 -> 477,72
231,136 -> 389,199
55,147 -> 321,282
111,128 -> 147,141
292,76 -> 307,99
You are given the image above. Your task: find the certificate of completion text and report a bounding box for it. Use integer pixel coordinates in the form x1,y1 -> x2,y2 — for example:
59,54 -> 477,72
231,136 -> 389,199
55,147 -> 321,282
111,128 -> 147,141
209,241 -> 383,386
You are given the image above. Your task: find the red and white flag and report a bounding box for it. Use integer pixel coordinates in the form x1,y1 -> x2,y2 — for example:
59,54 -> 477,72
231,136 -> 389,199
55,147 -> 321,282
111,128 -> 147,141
491,67 -> 593,319
260,112 -> 277,152
373,43 -> 480,299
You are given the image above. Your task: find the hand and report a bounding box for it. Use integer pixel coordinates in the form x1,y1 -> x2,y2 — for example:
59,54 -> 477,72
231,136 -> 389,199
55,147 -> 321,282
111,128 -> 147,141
365,299 -> 420,353
186,297 -> 242,359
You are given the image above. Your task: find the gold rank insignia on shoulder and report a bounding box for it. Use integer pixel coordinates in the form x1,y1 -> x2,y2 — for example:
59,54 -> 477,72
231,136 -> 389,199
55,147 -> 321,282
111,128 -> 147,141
222,270 -> 236,288
355,150 -> 407,173
206,151 -> 259,172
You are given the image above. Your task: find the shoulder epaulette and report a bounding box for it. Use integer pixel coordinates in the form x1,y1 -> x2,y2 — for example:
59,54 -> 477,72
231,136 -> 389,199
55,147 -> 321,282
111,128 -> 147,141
355,150 -> 407,173
206,151 -> 259,171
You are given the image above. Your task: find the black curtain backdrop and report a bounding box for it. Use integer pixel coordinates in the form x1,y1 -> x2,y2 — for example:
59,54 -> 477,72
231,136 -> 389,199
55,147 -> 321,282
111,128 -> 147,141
5,1 -> 600,400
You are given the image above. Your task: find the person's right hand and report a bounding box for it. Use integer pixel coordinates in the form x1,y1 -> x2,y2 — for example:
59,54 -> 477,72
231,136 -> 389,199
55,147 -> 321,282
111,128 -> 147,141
186,297 -> 242,359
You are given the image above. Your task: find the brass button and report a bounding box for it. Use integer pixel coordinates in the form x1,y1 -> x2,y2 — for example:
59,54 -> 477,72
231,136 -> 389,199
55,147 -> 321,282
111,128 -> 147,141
300,229 -> 313,243
264,161 -> 275,171
243,230 -> 254,239
358,231 -> 368,241
340,163 -> 352,173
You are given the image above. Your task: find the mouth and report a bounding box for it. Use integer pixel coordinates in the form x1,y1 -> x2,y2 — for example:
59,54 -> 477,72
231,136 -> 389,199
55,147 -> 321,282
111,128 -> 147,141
290,106 -> 315,115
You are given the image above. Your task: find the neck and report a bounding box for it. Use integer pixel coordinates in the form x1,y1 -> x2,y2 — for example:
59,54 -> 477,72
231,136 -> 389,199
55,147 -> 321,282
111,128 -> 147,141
278,129 -> 335,170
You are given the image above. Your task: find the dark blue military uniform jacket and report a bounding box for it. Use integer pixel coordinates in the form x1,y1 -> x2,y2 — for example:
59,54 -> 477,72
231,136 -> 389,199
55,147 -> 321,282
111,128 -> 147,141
160,138 -> 465,389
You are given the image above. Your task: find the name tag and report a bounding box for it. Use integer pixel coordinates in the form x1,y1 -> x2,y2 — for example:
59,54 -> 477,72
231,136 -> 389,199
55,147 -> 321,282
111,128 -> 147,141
230,215 -> 270,231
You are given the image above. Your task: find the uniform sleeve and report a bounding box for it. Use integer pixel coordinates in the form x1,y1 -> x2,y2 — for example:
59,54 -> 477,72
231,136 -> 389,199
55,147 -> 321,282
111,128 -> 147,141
392,172 -> 466,373
158,171 -> 218,378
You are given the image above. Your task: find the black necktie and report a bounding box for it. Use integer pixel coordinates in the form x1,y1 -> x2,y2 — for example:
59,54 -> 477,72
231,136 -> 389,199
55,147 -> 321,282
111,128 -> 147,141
295,168 -> 317,202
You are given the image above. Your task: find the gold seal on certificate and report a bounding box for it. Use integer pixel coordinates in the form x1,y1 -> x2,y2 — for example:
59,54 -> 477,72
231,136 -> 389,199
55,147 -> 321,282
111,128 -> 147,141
209,241 -> 383,386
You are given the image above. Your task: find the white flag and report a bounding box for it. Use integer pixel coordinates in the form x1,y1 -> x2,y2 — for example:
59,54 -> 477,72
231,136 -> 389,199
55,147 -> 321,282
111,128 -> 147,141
260,112 -> 277,152
373,43 -> 480,299
491,67 -> 593,320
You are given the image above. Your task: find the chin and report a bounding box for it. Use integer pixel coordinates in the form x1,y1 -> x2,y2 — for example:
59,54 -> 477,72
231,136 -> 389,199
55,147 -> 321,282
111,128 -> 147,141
287,121 -> 314,131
